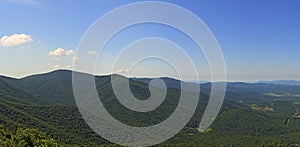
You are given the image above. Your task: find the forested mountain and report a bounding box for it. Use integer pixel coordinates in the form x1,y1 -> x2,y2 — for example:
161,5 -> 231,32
6,70 -> 75,105
0,70 -> 300,146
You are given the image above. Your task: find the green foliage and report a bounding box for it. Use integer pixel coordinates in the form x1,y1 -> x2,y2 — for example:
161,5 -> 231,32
1,70 -> 300,146
0,125 -> 58,146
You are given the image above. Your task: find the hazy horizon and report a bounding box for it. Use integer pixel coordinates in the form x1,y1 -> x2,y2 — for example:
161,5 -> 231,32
0,68 -> 299,84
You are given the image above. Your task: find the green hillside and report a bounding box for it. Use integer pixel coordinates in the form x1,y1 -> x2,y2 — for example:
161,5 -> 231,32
11,70 -> 75,105
0,70 -> 300,146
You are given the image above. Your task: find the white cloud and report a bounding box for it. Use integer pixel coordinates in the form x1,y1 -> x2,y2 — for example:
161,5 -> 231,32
72,56 -> 79,62
297,73 -> 300,77
88,50 -> 97,55
65,50 -> 74,56
72,56 -> 79,64
114,69 -> 130,75
49,48 -> 74,57
52,64 -> 60,68
0,34 -> 33,47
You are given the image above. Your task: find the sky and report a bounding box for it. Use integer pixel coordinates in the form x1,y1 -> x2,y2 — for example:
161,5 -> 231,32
0,0 -> 299,82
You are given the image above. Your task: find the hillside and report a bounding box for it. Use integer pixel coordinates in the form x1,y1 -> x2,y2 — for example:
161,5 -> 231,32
10,70 -> 75,105
0,70 -> 300,146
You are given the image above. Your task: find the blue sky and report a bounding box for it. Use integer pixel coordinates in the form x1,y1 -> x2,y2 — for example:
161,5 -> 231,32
0,0 -> 299,81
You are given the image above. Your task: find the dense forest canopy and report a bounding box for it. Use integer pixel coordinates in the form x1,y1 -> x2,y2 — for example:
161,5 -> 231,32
0,70 -> 300,146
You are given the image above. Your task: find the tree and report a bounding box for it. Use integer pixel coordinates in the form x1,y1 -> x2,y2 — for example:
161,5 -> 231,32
0,125 -> 58,147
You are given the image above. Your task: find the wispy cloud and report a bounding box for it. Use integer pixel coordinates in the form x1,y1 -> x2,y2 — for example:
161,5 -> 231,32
49,48 -> 74,57
297,73 -> 300,77
21,40 -> 40,49
71,56 -> 79,67
52,64 -> 60,68
7,0 -> 40,5
88,50 -> 97,56
72,56 -> 79,64
0,34 -> 33,47
114,68 -> 130,75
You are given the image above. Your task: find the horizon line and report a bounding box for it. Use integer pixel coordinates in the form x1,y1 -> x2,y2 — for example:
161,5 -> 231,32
1,69 -> 300,84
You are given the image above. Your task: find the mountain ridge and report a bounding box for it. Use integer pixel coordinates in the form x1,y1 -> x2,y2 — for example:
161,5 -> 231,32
0,70 -> 300,145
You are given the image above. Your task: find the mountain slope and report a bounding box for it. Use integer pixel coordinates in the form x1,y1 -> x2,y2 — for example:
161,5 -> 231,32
1,70 -> 300,146
0,77 -> 52,105
11,70 -> 75,105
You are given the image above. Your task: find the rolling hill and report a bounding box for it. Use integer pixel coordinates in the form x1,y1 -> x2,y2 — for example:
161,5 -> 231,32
0,70 -> 300,146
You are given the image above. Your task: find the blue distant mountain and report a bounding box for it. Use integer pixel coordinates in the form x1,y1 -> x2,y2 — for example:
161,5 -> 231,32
258,80 -> 300,86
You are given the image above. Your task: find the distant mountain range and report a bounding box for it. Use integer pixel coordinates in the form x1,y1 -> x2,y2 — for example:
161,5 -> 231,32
133,77 -> 300,86
258,80 -> 300,86
0,70 -> 300,146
